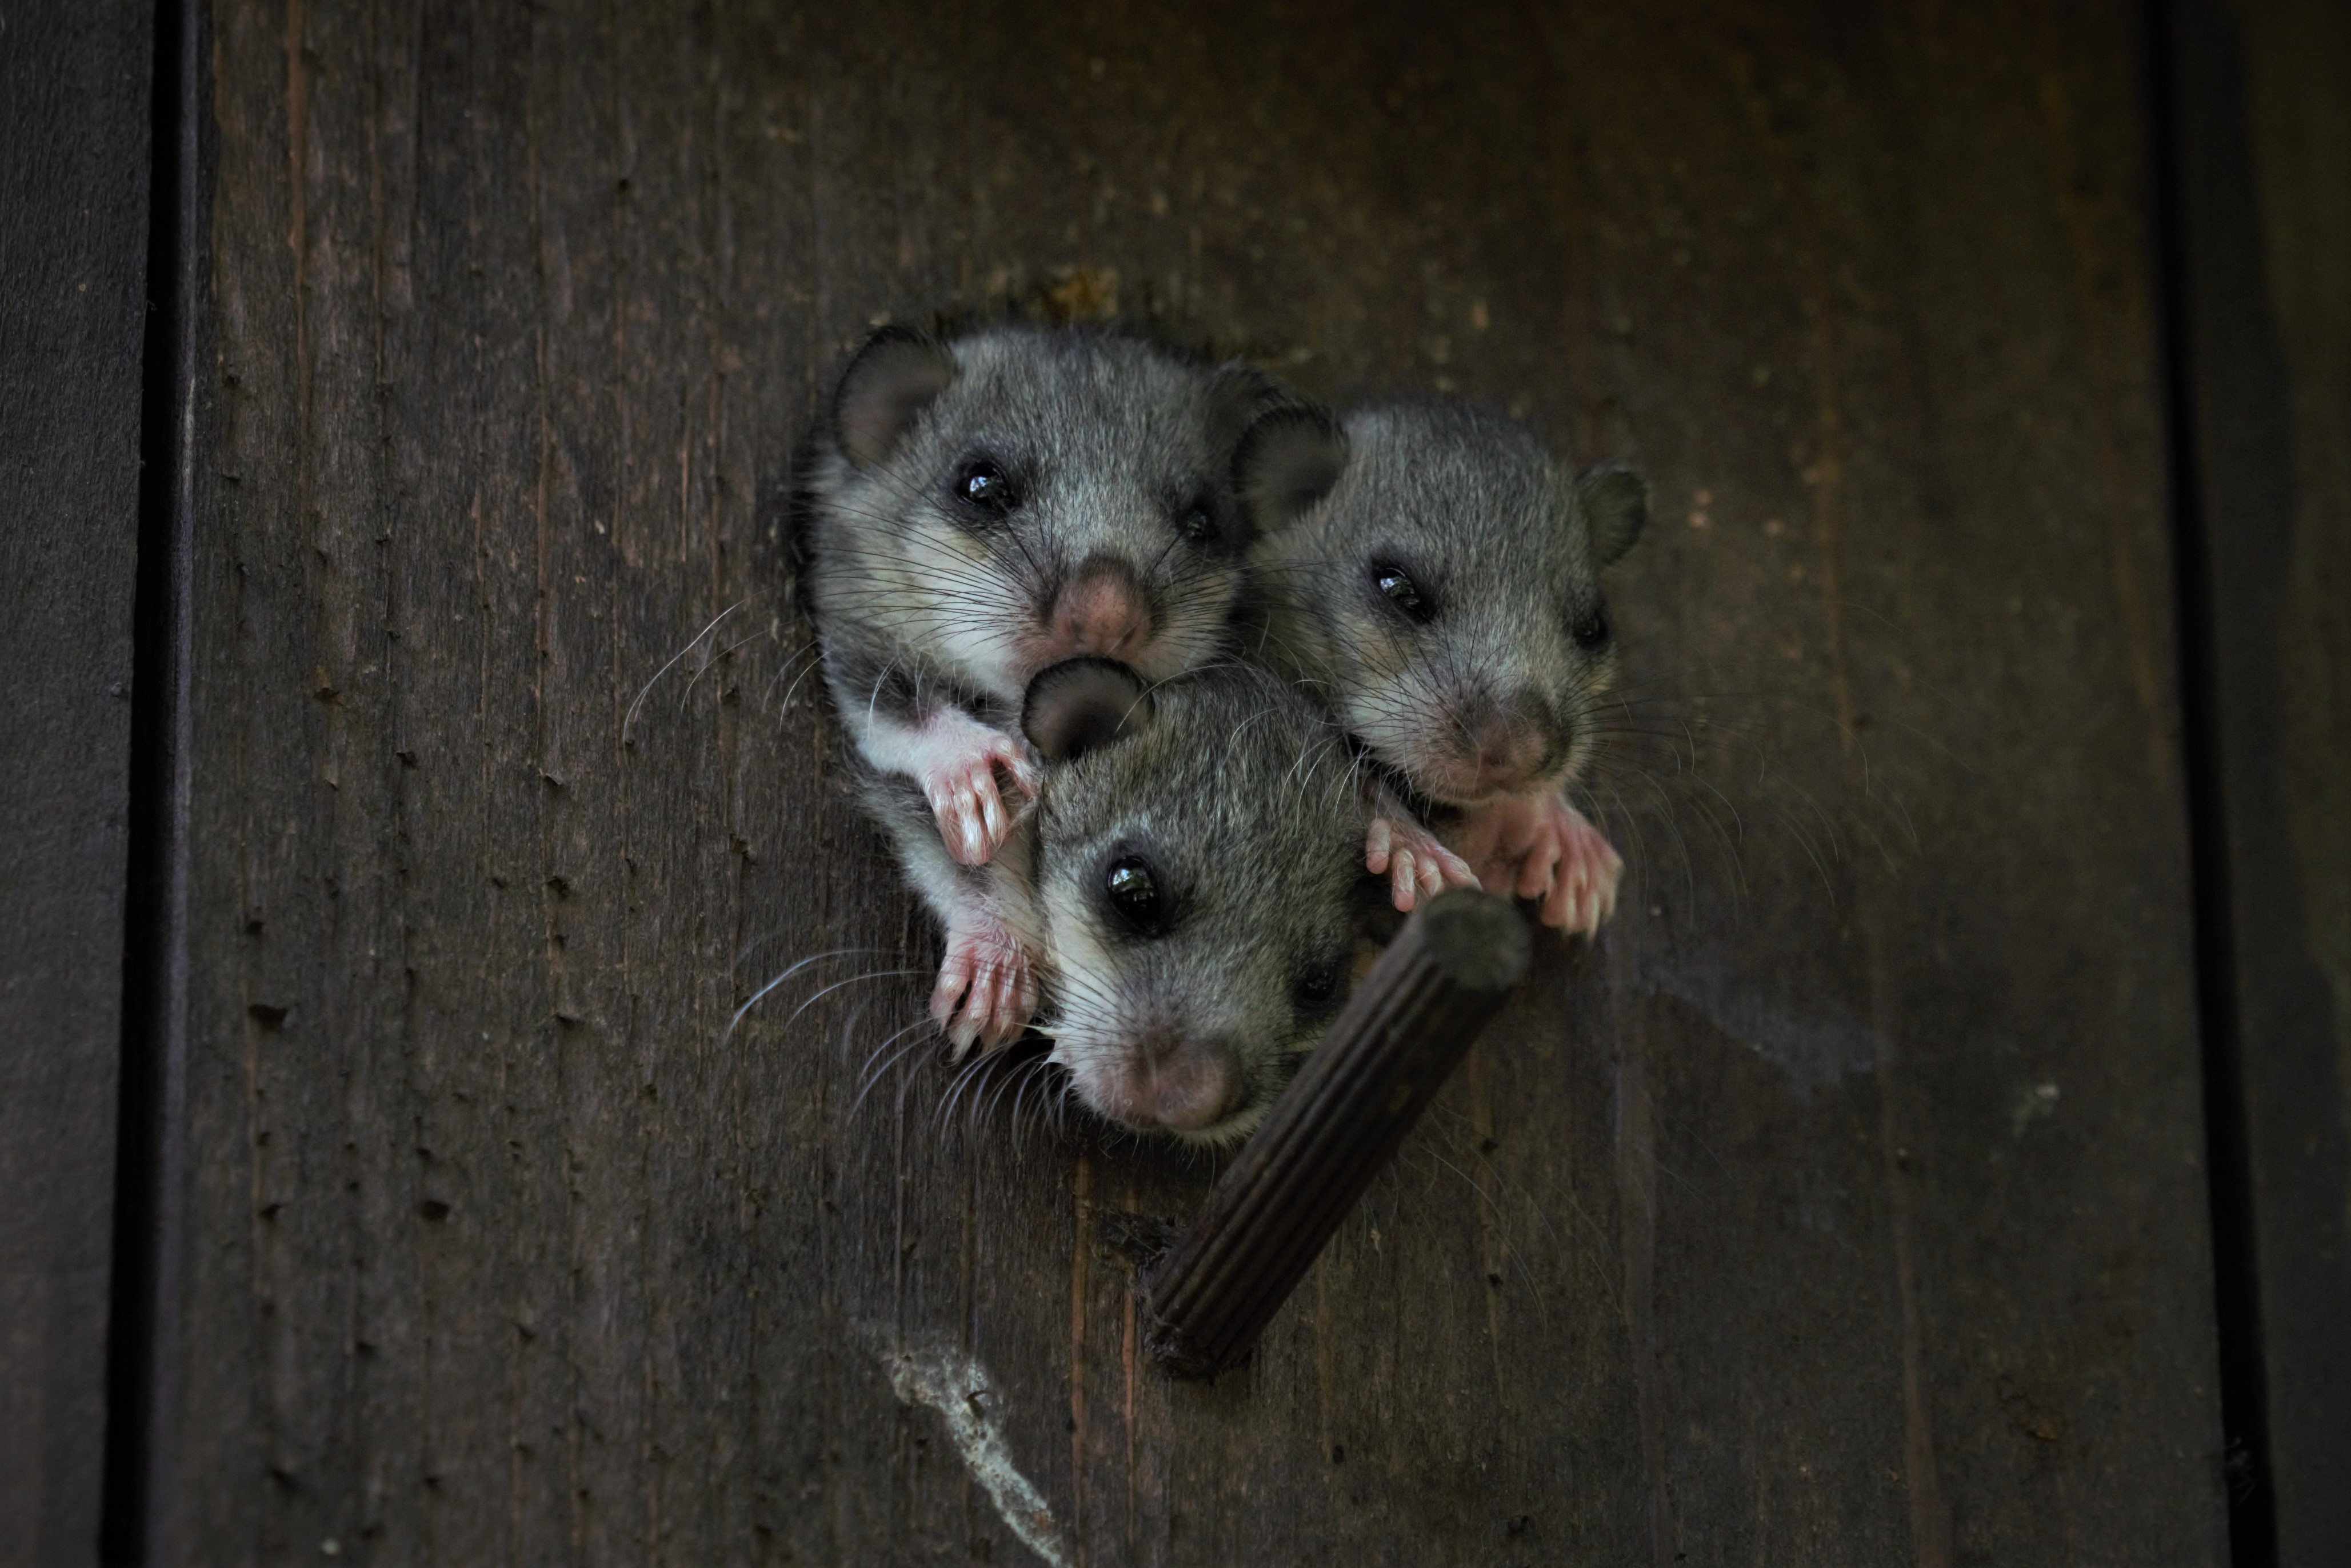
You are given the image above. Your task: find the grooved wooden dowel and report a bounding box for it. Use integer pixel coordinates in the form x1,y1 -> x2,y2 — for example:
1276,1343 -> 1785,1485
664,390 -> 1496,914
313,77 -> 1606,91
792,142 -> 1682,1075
1139,889 -> 1532,1377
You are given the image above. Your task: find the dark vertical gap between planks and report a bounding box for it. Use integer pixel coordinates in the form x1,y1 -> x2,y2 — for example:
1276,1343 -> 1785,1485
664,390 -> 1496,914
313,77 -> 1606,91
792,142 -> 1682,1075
2142,2 -> 2276,1562
102,0 -> 202,1561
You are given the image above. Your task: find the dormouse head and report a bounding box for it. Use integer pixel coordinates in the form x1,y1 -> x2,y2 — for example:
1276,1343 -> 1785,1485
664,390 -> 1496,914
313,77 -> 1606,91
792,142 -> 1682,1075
824,323 -> 1285,696
1019,657 -> 1368,1146
1240,401 -> 1647,806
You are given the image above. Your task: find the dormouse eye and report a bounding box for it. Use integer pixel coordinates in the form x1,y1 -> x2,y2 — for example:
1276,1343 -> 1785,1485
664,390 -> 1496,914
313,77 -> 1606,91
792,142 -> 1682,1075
1293,956 -> 1344,1013
1177,500 -> 1220,547
1573,609 -> 1611,650
956,458 -> 1018,518
1372,562 -> 1433,623
1103,856 -> 1168,937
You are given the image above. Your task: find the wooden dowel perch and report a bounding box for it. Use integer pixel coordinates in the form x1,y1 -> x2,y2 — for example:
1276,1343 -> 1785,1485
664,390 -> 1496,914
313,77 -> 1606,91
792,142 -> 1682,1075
1139,889 -> 1533,1378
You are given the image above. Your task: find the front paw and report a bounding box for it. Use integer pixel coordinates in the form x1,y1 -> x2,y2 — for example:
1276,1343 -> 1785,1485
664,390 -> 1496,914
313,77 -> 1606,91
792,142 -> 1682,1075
1512,796 -> 1622,937
921,734 -> 1040,867
930,921 -> 1039,1059
1365,816 -> 1479,913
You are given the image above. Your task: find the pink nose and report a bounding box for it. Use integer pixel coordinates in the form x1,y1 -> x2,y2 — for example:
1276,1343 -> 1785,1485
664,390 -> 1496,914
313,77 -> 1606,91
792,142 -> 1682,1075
1095,1042 -> 1241,1134
1051,560 -> 1153,659
1460,705 -> 1550,788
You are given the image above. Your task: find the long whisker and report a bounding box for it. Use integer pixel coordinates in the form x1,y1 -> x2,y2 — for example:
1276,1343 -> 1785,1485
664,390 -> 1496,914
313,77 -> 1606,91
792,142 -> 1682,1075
625,599 -> 748,745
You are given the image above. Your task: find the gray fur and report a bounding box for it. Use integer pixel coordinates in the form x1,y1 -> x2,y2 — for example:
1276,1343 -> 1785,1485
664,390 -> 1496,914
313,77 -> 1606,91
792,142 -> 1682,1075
1242,400 -> 1648,806
1025,661 -> 1368,1146
799,321 -> 1300,1060
802,322 -> 1281,735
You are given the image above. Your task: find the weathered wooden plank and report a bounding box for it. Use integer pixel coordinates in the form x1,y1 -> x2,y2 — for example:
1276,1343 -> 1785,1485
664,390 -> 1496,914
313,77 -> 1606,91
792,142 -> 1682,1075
0,3 -> 154,1563
167,0 -> 2226,1562
2164,0 -> 2351,1557
1143,891 -> 1532,1379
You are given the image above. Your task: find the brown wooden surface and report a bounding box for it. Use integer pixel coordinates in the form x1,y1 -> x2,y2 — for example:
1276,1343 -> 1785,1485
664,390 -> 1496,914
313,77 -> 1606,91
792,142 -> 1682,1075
1144,892 -> 1529,1378
2165,0 -> 2351,1555
165,0 -> 2229,1561
0,3 -> 154,1563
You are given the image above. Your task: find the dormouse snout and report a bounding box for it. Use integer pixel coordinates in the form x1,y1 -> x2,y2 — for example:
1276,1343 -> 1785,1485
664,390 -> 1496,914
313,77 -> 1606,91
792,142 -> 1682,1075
1027,661 -> 1367,1147
1049,557 -> 1154,662
1441,689 -> 1560,797
1092,1028 -> 1244,1134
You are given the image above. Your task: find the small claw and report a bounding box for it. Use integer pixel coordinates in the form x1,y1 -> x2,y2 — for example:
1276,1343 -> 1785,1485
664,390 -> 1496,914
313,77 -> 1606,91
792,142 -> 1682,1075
925,737 -> 1032,867
931,918 -> 1038,1058
998,745 -> 1042,802
977,783 -> 1006,850
942,1017 -> 977,1061
969,974 -> 1002,1053
1555,816 -> 1622,935
1391,851 -> 1421,913
930,786 -> 969,866
1536,863 -> 1574,930
1380,818 -> 1476,910
1515,837 -> 1558,902
996,963 -> 1028,1045
930,959 -> 967,1030
933,935 -> 997,1057
986,959 -> 1039,1054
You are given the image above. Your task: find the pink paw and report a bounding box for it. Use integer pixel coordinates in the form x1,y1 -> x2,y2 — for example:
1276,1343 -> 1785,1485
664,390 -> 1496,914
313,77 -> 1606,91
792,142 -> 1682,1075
1454,793 -> 1624,936
921,733 -> 1039,867
1365,815 -> 1480,913
931,919 -> 1039,1059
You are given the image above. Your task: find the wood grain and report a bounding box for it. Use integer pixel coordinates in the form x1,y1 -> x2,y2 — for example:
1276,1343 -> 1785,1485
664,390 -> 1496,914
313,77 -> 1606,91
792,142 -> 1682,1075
167,0 -> 2229,1561
0,3 -> 154,1563
1143,892 -> 1530,1379
2165,0 -> 2351,1555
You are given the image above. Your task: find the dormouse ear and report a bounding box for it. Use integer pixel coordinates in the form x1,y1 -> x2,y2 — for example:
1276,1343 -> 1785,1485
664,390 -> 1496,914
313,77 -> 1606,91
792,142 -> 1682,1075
1203,362 -> 1289,460
1022,657 -> 1157,764
833,326 -> 957,470
1234,405 -> 1349,535
1576,463 -> 1649,568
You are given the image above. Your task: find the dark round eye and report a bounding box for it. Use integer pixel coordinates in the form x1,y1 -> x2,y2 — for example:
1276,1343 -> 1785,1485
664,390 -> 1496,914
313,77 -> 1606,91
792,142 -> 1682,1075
1177,501 -> 1220,547
1103,856 -> 1167,937
1574,609 -> 1611,650
956,458 -> 1018,518
1293,957 -> 1344,1013
1372,562 -> 1433,623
